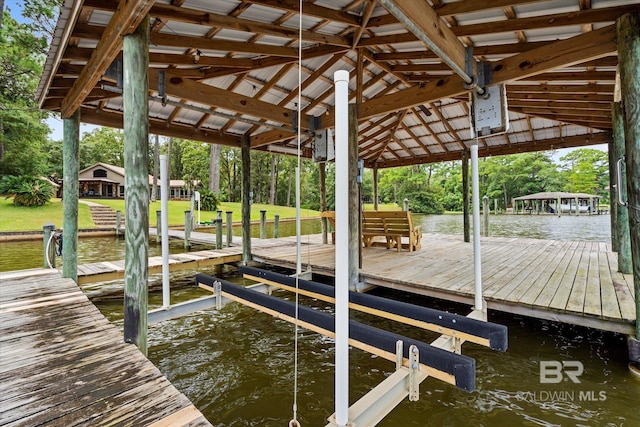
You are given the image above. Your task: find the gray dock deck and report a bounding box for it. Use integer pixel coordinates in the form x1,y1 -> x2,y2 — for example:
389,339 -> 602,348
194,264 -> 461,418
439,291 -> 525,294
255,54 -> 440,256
251,233 -> 636,335
0,269 -> 211,426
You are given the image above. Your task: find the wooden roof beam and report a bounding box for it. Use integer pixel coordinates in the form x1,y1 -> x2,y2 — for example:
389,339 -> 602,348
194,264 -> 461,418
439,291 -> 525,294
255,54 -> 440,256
148,70 -> 301,128
79,107 -> 241,147
358,24 -> 618,123
61,0 -> 156,118
374,132 -> 610,168
242,0 -> 361,26
378,0 -> 469,83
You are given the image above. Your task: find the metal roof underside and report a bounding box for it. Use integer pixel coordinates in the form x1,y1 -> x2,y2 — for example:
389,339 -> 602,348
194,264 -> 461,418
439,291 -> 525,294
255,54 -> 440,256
37,0 -> 639,168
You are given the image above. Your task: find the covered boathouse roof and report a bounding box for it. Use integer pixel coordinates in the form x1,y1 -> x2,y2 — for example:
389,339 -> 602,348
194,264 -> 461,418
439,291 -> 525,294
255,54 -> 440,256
37,0 -> 639,169
513,191 -> 599,201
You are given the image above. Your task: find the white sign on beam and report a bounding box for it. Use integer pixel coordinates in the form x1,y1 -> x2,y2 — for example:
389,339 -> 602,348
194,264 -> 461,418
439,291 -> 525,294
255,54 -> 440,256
469,84 -> 509,138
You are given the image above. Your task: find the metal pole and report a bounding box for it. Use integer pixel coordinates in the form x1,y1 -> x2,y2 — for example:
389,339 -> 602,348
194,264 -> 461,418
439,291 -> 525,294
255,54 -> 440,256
471,142 -> 483,311
160,154 -> 170,309
274,214 -> 280,238
333,69 -> 350,427
226,211 -> 233,247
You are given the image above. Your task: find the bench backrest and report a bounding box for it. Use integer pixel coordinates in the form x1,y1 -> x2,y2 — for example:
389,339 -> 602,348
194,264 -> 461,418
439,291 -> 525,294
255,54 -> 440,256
363,210 -> 415,235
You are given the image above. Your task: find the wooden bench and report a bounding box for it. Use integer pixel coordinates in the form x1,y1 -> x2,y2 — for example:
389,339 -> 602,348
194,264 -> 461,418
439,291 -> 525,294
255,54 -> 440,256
320,211 -> 336,243
320,210 -> 422,252
362,210 -> 422,252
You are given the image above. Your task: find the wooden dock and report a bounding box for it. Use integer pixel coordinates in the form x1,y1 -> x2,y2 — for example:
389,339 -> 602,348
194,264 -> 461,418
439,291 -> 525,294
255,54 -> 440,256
0,269 -> 211,426
74,233 -> 310,285
251,234 -> 636,335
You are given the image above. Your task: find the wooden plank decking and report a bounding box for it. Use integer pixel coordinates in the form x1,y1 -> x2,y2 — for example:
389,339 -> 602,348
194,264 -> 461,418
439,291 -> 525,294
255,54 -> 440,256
252,234 -> 636,335
0,270 -> 211,427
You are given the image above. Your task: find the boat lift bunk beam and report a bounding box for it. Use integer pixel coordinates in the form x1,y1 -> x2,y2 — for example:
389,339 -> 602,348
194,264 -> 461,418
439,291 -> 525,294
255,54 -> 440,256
239,266 -> 508,351
195,273 -> 476,392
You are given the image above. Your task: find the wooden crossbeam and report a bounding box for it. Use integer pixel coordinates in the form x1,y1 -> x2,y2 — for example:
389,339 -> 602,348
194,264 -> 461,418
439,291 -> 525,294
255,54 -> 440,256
379,0 -> 468,80
358,24 -> 617,123
61,0 -> 155,118
148,70 -> 301,129
79,107 -> 241,147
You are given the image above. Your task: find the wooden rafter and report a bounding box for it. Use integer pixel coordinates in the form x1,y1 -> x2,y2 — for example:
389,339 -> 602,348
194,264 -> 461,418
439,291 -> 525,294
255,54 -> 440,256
61,0 -> 156,117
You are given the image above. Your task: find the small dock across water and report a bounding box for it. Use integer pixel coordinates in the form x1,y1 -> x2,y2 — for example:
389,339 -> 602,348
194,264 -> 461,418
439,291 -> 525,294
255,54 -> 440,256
0,269 -> 211,426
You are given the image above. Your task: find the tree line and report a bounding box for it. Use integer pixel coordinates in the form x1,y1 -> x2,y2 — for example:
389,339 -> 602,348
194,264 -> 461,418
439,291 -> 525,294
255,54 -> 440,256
0,3 -> 610,213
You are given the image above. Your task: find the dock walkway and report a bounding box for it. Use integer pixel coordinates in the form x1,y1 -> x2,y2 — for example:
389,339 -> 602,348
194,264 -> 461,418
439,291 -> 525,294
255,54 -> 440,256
0,269 -> 211,426
251,233 -> 636,335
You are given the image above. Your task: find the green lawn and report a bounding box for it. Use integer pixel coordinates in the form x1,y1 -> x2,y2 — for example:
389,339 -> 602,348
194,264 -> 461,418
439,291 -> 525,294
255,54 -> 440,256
89,199 -> 320,227
0,198 -> 95,231
0,197 -> 320,232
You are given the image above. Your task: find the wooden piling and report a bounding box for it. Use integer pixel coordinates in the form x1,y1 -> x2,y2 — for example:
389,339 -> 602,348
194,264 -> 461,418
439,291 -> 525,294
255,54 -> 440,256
482,196 -> 489,237
184,211 -> 192,250
216,219 -> 223,249
241,134 -> 252,263
226,211 -> 233,247
462,151 -> 470,242
556,196 -> 561,217
348,104 -> 359,290
274,214 -> 280,238
123,15 -> 150,355
617,11 -> 640,339
156,210 -> 161,243
612,102 -> 632,274
373,165 -> 379,211
62,109 -> 79,282
320,161 -> 328,244
116,210 -> 122,237
260,210 -> 267,239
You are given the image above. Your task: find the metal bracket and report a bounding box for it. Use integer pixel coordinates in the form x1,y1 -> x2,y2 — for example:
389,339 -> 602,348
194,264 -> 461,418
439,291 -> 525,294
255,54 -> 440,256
214,280 -> 222,310
453,336 -> 462,355
309,115 -> 322,135
408,345 -> 419,402
395,340 -> 403,370
291,109 -> 298,132
105,58 -> 123,88
158,71 -> 167,107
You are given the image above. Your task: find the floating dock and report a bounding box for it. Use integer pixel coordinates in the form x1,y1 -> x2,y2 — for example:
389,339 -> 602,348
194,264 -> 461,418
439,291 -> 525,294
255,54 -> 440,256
0,269 -> 211,426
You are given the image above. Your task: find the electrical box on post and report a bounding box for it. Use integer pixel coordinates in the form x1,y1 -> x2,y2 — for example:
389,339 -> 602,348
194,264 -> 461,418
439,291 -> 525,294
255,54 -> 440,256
312,129 -> 335,163
469,84 -> 509,138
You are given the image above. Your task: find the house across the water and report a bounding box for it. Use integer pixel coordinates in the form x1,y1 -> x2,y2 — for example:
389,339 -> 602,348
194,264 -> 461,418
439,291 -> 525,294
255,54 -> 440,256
76,162 -> 196,200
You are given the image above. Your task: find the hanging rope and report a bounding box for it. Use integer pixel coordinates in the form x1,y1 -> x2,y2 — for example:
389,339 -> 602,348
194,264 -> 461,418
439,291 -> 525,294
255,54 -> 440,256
290,1 -> 303,426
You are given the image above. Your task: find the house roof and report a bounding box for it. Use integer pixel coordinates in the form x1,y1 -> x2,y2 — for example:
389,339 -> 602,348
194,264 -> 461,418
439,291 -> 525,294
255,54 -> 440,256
514,191 -> 599,201
38,0 -> 638,169
79,162 -> 196,187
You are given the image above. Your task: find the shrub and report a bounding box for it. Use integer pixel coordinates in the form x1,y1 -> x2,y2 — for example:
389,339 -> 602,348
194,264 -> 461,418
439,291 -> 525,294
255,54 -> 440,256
0,175 -> 54,207
198,189 -> 219,211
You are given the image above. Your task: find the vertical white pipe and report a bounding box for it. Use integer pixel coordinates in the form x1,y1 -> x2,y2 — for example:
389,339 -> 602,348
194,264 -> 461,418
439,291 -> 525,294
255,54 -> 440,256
296,165 -> 302,274
471,143 -> 483,310
333,69 -> 350,426
160,154 -> 170,308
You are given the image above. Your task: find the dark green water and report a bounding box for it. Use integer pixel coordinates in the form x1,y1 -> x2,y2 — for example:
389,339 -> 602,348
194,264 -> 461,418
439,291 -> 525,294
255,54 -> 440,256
2,214 -> 638,425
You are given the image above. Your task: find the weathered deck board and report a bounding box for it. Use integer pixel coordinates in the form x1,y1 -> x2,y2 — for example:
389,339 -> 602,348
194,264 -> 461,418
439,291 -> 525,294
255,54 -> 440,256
252,233 -> 635,334
0,270 -> 211,427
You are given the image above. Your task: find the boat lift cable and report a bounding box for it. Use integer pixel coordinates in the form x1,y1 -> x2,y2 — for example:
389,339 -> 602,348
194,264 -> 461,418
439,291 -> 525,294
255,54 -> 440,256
289,1 -> 303,426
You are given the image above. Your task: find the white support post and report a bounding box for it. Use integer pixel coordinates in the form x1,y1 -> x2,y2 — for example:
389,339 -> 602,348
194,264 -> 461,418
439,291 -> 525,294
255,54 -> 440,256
471,142 -> 483,311
333,69 -> 350,427
160,155 -> 170,309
